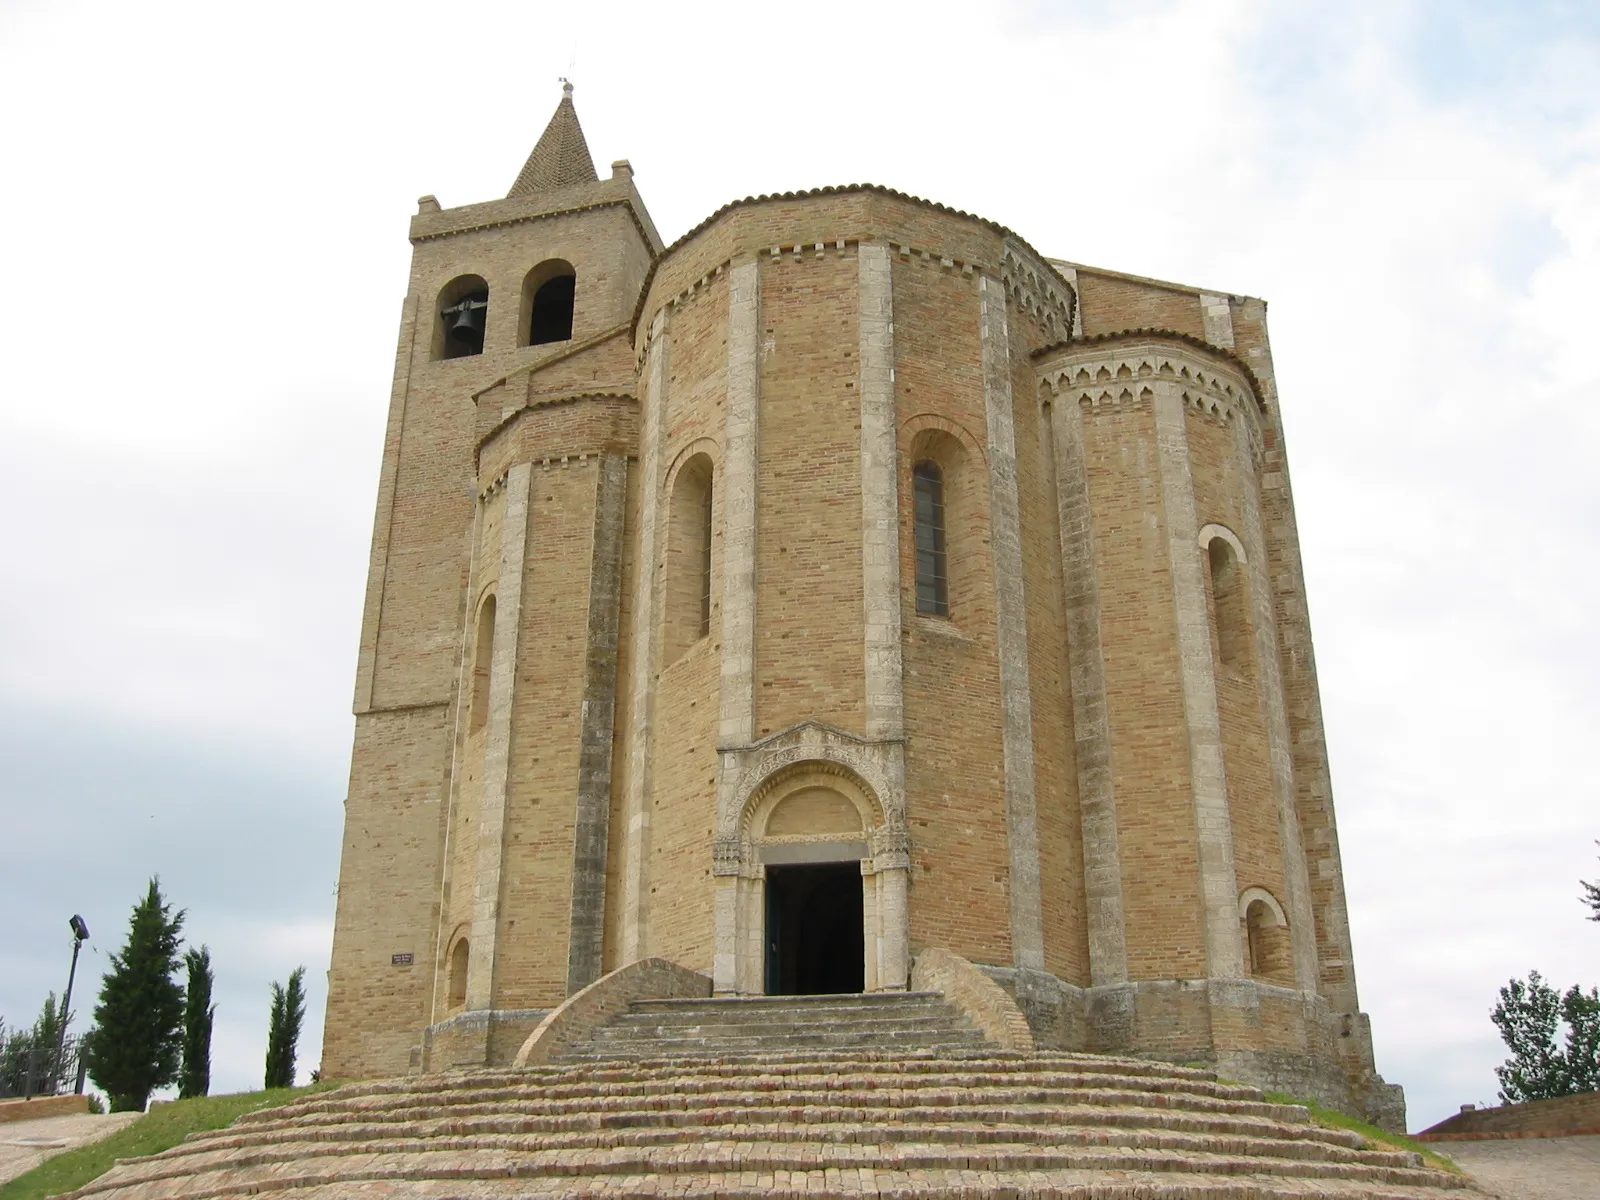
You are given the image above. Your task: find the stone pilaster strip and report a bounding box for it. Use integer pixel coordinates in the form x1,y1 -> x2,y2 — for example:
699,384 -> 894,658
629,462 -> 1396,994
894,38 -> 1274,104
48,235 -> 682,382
858,243 -> 903,740
719,260 -> 762,748
1154,387 -> 1244,979
1048,396 -> 1129,987
1200,293 -> 1235,349
429,488 -> 487,1023
565,451 -> 629,994
620,311 -> 670,962
465,460 -> 533,1008
1234,423 -> 1319,991
979,274 -> 1045,973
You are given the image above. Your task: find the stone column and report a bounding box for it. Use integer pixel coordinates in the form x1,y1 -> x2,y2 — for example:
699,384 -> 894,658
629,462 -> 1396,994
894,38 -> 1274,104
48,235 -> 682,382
858,242 -> 910,991
1047,394 -> 1130,987
859,243 -> 903,742
979,274 -> 1045,973
564,451 -> 629,994
465,460 -> 534,1008
1234,422 -> 1319,990
620,311 -> 670,963
1153,386 -> 1245,980
713,260 -> 762,994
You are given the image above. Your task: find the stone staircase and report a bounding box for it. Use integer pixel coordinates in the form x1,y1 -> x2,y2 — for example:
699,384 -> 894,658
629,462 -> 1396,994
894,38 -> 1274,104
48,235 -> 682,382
65,992 -> 1474,1198
563,990 -> 994,1061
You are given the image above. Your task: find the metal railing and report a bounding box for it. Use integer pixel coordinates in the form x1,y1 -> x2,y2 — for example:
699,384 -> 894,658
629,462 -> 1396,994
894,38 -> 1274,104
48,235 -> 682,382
0,1032 -> 88,1100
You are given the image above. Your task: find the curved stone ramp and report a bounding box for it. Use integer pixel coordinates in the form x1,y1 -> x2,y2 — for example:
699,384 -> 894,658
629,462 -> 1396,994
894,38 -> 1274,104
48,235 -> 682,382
63,1050 -> 1473,1199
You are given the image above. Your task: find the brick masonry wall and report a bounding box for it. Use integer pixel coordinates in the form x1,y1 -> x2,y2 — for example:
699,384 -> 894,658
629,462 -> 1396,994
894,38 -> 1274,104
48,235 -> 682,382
331,175 -> 1385,1119
755,252 -> 865,737
1185,412 -> 1290,968
1420,1092 -> 1600,1140
1012,339 -> 1089,986
893,255 -> 1012,967
1079,399 -> 1207,980
327,181 -> 655,1078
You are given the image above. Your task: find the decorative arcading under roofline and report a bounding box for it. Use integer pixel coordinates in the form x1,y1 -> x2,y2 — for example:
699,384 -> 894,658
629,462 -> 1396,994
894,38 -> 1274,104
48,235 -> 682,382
627,183 -> 1078,340
475,390 -> 638,459
471,324 -> 632,405
1001,242 -> 1076,343
1038,345 -> 1265,464
1033,328 -> 1267,411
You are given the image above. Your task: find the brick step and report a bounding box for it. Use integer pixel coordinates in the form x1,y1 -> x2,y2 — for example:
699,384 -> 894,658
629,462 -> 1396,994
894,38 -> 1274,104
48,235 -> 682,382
164,1111 -> 1421,1169
261,1065 -> 1271,1112
68,1135 -> 1466,1198
591,1011 -> 972,1038
295,1049 -> 1231,1097
212,1088 -> 1331,1145
627,991 -> 948,1013
560,1030 -> 990,1058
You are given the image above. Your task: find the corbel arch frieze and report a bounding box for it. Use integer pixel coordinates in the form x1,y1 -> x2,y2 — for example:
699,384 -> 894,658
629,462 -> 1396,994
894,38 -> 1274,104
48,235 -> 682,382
1037,343 -> 1264,462
1001,241 -> 1077,343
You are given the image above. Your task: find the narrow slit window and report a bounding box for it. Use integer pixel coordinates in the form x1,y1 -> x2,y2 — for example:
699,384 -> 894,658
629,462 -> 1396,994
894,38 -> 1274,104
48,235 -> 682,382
699,478 -> 714,638
448,939 -> 469,1011
1207,536 -> 1249,671
469,594 -> 496,732
913,461 -> 948,617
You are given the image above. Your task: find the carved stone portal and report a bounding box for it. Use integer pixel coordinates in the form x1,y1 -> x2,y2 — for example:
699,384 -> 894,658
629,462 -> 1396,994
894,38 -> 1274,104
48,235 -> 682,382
712,721 -> 909,995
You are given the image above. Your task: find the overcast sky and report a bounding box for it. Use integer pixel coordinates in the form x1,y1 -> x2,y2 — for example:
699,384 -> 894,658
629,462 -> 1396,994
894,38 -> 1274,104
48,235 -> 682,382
0,0 -> 1594,1132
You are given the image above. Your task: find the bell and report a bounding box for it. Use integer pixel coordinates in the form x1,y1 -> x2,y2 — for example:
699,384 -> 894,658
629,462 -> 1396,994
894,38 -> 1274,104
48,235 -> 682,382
443,293 -> 488,353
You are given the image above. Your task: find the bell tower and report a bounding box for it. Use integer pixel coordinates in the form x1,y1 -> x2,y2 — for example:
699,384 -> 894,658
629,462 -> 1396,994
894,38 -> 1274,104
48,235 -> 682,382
323,85 -> 661,1079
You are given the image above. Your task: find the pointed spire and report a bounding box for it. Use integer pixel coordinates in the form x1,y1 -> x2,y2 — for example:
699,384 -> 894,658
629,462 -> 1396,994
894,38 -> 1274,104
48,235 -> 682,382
508,81 -> 600,199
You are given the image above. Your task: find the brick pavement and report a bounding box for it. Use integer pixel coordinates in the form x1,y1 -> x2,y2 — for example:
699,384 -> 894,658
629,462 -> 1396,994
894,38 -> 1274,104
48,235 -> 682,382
0,1111 -> 142,1185
1444,1134 -> 1600,1200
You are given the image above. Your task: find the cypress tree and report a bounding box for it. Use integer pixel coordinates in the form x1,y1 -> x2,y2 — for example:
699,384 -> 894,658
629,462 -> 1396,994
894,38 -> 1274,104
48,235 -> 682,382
263,966 -> 306,1090
179,946 -> 215,1099
89,879 -> 186,1111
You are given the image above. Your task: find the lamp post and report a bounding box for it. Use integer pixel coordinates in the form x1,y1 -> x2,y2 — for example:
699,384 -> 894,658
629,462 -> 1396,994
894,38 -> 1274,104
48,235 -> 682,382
55,915 -> 89,1091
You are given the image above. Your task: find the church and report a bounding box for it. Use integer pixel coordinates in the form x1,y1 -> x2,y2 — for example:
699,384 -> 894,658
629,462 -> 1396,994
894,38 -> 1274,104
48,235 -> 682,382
321,85 -> 1403,1127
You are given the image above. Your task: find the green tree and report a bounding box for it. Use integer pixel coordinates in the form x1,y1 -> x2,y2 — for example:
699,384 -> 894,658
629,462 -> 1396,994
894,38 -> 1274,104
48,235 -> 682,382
1492,971 -> 1600,1103
263,966 -> 306,1090
89,878 -> 186,1112
1562,984 -> 1600,1095
179,945 -> 216,1099
0,994 -> 71,1095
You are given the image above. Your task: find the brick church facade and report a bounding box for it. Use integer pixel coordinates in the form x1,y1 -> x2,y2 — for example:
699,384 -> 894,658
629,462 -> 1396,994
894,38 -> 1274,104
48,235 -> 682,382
323,86 -> 1403,1126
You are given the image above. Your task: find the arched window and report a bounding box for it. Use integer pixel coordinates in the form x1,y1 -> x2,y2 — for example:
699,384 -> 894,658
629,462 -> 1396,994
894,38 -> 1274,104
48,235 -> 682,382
435,275 -> 489,360
468,594 -> 496,733
1241,891 -> 1291,983
665,453 -> 714,664
447,938 -> 469,1011
913,461 -> 948,617
1206,534 -> 1249,672
523,259 -> 576,346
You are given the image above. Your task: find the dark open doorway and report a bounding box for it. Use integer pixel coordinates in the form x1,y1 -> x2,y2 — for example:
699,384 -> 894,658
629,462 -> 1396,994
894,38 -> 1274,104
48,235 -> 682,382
764,861 -> 865,995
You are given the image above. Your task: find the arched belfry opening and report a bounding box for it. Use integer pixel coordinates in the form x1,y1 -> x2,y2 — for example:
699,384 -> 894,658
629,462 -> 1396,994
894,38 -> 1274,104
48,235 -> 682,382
436,275 -> 489,360
523,259 -> 576,346
717,757 -> 908,998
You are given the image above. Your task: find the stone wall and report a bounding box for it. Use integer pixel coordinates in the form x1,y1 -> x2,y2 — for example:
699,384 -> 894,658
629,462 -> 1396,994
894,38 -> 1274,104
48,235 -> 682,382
1419,1092 -> 1600,1140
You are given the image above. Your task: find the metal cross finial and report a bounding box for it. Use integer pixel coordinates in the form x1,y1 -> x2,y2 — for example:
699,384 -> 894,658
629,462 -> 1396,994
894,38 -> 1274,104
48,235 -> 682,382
560,77 -> 573,98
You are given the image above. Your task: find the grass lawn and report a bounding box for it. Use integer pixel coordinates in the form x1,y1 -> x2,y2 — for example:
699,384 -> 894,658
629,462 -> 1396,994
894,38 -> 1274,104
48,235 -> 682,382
1262,1090 -> 1464,1174
0,1084 -> 334,1200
